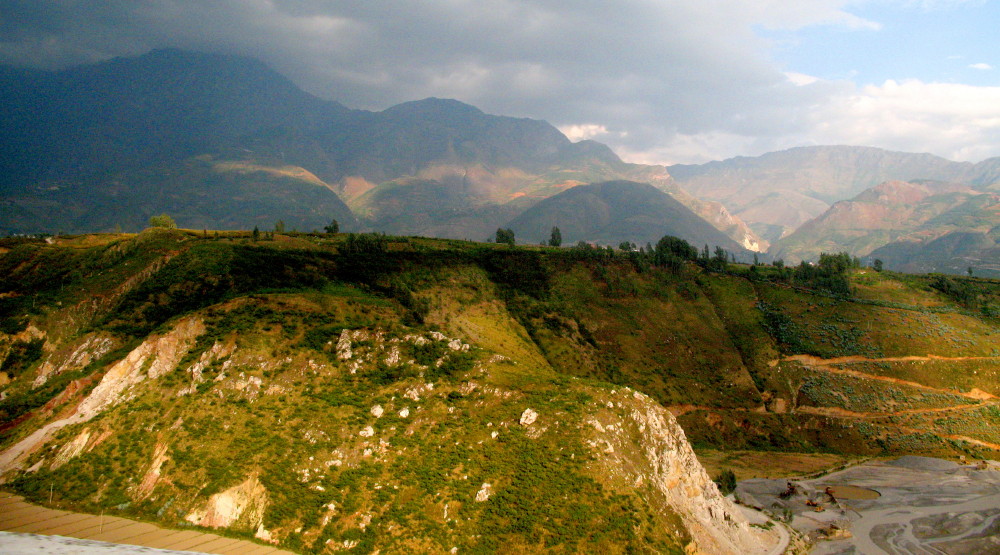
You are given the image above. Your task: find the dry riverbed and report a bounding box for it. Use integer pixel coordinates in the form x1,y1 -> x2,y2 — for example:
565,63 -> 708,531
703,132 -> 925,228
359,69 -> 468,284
735,456 -> 1000,554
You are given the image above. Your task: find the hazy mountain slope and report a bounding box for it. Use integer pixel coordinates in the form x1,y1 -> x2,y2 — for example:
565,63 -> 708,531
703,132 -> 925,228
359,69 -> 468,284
736,191 -> 832,243
669,146 -> 1000,236
0,49 -> 347,190
869,226 -> 1000,277
1,157 -> 359,235
770,181 -> 999,264
506,180 -> 750,253
657,181 -> 769,251
0,49 -> 764,250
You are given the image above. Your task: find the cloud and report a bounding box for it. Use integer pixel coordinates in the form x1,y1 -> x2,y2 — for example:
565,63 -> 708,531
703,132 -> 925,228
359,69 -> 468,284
558,124 -> 611,142
812,79 -> 1000,161
969,62 -> 993,70
1,1 -> 998,165
650,79 -> 1000,163
785,72 -> 822,86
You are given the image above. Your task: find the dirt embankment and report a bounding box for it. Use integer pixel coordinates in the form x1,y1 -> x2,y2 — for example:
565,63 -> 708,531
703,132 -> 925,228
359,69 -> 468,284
773,354 -> 999,401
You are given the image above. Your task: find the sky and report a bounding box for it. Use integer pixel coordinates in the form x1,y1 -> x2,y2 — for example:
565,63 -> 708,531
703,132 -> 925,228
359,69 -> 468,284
1,0 -> 998,165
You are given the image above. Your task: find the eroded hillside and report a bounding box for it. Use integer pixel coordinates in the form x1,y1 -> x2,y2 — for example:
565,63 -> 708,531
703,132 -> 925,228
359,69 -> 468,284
0,230 -> 786,554
1,230 -> 998,552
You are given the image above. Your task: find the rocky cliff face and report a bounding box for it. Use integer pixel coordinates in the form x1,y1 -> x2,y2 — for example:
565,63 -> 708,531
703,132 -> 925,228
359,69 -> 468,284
587,388 -> 777,554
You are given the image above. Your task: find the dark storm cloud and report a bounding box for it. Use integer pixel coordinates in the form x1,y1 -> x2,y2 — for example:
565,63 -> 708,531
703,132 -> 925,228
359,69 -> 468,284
0,1 -> 880,163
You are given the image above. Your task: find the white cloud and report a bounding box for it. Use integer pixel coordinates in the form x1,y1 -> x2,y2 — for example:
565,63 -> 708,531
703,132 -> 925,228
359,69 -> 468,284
810,79 -> 1000,161
627,79 -> 1000,164
785,72 -> 822,86
969,62 -> 993,70
558,124 -> 611,142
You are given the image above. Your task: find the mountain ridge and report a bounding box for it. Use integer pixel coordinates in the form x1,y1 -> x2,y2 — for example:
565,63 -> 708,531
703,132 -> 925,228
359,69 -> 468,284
769,178 -> 1000,273
507,180 -> 749,253
0,48 -> 766,252
670,145 -> 1000,239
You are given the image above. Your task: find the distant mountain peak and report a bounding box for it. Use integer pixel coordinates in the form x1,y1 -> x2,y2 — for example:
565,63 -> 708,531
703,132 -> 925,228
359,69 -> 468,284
383,97 -> 486,117
507,180 -> 748,253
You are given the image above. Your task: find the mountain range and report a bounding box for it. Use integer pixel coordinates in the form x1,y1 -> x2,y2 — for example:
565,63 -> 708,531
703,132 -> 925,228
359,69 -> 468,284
508,180 -> 745,251
0,48 -> 759,255
3,47 -> 1000,553
669,146 -> 1000,242
671,147 -> 1000,275
3,48 -> 1000,275
770,180 -> 1000,265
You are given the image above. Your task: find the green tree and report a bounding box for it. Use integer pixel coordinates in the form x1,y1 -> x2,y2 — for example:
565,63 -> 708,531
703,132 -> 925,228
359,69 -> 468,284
274,220 -> 285,234
968,266 -> 974,277
655,235 -> 697,262
324,219 -> 340,234
619,241 -> 634,252
252,226 -> 260,242
818,252 -> 854,273
495,228 -> 515,246
548,226 -> 562,247
708,246 -> 729,272
147,214 -> 176,229
873,259 -> 883,272
343,233 -> 388,254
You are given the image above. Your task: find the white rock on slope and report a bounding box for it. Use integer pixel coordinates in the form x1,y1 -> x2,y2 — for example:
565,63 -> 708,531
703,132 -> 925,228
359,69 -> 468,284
519,408 -> 538,426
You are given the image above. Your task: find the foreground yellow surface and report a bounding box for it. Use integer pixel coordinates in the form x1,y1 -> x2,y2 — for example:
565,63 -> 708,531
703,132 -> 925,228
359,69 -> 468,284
0,491 -> 295,555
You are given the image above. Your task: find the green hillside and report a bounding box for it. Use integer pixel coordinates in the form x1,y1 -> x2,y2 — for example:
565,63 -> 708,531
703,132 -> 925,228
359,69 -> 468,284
1,230 -> 998,552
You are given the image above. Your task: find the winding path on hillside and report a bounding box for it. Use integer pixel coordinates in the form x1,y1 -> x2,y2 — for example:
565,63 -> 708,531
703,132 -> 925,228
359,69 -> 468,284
772,354 -> 999,401
671,353 -> 1000,453
795,401 -> 994,419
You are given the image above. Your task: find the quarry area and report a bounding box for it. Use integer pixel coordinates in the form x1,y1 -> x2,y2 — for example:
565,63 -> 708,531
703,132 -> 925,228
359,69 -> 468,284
736,456 -> 1000,554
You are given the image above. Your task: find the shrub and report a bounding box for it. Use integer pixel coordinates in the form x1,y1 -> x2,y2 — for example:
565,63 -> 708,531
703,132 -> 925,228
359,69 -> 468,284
147,214 -> 176,229
714,469 -> 737,495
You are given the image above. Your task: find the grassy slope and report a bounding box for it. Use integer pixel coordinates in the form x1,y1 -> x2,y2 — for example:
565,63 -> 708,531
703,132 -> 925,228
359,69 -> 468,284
0,232 -> 692,553
1,231 -> 999,550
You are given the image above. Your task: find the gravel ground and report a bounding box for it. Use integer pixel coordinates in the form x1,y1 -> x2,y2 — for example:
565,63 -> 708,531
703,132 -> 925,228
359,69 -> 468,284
735,456 -> 1000,554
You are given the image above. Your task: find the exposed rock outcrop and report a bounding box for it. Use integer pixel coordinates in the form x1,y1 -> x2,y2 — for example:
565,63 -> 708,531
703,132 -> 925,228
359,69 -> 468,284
33,332 -> 117,387
0,317 -> 205,478
185,475 -> 269,531
135,442 -> 171,500
590,389 -> 780,555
